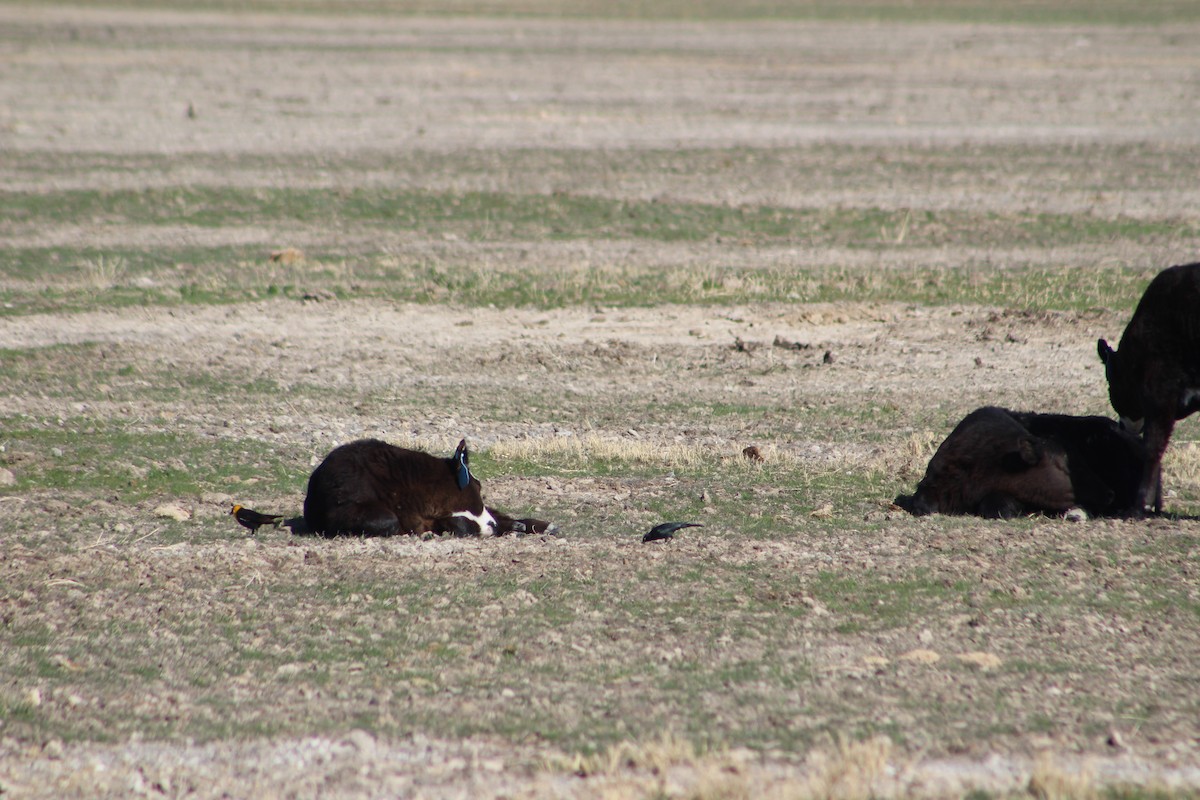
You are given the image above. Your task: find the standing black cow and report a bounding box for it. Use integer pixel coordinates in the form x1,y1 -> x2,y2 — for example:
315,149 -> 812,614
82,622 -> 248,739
1097,262 -> 1200,514
894,407 -> 1146,519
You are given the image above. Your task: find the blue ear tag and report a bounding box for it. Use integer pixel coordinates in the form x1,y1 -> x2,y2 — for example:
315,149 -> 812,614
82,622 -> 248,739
453,440 -> 471,490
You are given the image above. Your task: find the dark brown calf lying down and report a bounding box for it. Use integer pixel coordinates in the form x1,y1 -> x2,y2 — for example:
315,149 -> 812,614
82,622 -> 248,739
895,407 -> 1146,519
304,438 -> 554,537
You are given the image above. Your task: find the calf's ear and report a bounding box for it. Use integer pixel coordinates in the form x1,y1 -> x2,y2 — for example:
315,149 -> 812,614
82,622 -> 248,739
453,439 -> 472,490
1097,339 -> 1114,365
1001,437 -> 1041,471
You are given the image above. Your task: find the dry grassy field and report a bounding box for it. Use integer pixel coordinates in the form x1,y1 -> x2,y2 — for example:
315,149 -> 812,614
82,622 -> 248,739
2,2 -> 1200,797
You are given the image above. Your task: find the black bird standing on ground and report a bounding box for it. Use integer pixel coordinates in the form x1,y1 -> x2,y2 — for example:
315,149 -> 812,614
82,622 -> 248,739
231,504 -> 283,533
642,521 -> 703,543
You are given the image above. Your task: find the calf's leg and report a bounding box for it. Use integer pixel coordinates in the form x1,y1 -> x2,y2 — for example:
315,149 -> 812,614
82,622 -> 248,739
319,504 -> 400,536
489,507 -> 555,535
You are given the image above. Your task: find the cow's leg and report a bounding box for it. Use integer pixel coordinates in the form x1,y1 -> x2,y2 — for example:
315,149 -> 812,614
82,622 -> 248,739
394,509 -> 434,535
432,507 -> 497,536
516,518 -> 556,535
1154,463 -> 1164,514
321,504 -> 400,536
1139,415 -> 1175,515
487,507 -> 517,534
433,515 -> 483,536
357,506 -> 403,536
487,507 -> 555,535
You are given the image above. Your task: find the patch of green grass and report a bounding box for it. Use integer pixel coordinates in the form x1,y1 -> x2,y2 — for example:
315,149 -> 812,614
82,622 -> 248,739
0,697 -> 40,727
809,572 -> 966,631
0,245 -> 345,316
963,791 -> 994,800
1105,790 -> 1184,800
3,187 -> 1194,255
0,417 -> 305,502
8,142 -> 1199,197
3,147 -> 1192,316
0,254 -> 1166,318
0,342 -> 286,403
1,502 -> 1195,755
0,244 -> 275,280
1005,659 -> 1078,676
231,553 -> 827,751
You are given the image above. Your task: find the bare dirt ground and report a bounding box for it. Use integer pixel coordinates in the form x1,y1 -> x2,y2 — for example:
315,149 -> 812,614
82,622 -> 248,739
2,4 -> 1200,798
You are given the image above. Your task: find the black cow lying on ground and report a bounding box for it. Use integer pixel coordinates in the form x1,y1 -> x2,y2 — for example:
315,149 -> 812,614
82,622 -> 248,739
303,438 -> 554,537
1098,261 -> 1200,514
894,407 -> 1146,518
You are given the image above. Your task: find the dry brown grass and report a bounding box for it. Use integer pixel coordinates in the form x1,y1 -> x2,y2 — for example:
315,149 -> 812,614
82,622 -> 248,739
490,435 -> 780,471
1164,442 -> 1200,505
1027,753 -> 1099,800
545,733 -> 897,800
792,736 -> 895,800
543,732 -> 749,799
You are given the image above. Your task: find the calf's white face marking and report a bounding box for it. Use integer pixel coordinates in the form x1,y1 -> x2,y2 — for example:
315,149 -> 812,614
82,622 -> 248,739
451,507 -> 497,535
